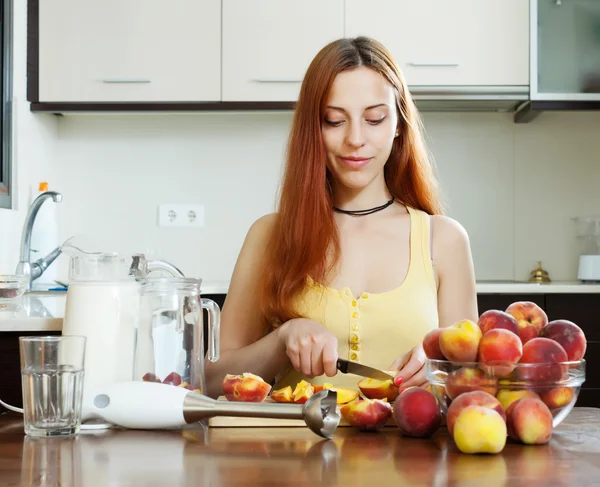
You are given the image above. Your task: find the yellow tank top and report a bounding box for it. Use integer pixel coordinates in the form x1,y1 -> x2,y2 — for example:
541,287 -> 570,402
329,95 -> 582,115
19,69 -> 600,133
273,206 -> 439,391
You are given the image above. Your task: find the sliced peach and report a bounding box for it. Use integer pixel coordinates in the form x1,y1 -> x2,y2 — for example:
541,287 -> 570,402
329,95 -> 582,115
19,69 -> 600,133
312,383 -> 334,393
293,383 -> 315,404
270,386 -> 293,403
357,374 -> 399,402
222,373 -> 272,402
335,387 -> 360,404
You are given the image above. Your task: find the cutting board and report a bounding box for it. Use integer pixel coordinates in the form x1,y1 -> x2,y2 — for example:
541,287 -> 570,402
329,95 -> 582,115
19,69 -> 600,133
208,396 -> 397,428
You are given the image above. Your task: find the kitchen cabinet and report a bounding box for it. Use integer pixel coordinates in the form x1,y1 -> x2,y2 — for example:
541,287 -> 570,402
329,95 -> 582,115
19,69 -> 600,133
221,0 -> 344,102
36,0 -> 221,102
344,0 -> 529,87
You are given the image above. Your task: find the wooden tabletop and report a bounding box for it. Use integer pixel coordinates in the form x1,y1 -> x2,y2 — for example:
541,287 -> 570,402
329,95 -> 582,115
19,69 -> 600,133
1,408 -> 600,486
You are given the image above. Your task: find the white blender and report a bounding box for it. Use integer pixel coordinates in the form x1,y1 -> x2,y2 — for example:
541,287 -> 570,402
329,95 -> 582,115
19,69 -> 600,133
573,216 -> 600,282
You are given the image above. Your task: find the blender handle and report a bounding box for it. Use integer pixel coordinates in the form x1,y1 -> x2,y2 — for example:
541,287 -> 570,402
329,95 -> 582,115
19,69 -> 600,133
201,298 -> 220,362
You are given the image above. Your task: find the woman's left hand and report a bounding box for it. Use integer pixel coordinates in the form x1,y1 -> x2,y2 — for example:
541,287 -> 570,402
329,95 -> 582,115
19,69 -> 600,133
389,344 -> 428,390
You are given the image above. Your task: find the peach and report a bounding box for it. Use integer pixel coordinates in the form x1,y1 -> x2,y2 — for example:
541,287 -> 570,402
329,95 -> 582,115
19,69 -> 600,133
439,319 -> 482,362
222,373 -> 272,402
334,387 -> 360,405
446,390 -> 506,436
270,386 -> 293,403
518,337 -> 568,382
505,301 -> 548,345
142,372 -> 161,383
393,387 -> 441,438
340,398 -> 393,431
358,372 -> 399,402
540,319 -> 587,362
312,383 -> 333,393
538,386 -> 574,410
453,405 -> 507,454
422,328 -> 446,360
478,329 -> 523,377
292,380 -> 314,404
496,389 -> 539,411
477,309 -> 519,336
163,371 -> 182,386
506,397 -> 553,445
445,367 -> 499,399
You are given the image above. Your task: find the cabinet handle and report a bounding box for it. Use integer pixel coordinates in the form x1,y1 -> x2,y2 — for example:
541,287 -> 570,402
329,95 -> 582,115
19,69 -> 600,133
102,78 -> 152,84
251,78 -> 303,83
407,62 -> 459,67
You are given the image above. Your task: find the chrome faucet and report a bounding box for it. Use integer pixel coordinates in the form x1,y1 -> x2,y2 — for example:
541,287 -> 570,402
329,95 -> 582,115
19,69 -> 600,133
16,191 -> 63,289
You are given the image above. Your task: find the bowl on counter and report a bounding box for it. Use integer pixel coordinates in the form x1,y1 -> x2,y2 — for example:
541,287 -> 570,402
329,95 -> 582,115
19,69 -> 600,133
426,358 -> 586,428
0,275 -> 29,301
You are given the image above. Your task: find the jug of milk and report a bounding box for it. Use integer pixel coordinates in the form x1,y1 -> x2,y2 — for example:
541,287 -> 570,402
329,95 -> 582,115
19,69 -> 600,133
61,239 -> 141,429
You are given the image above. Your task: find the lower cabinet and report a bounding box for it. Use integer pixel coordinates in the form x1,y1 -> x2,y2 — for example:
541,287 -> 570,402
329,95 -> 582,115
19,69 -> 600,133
478,293 -> 600,409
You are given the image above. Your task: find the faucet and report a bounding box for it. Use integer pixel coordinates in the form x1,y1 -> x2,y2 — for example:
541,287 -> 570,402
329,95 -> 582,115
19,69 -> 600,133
15,191 -> 63,289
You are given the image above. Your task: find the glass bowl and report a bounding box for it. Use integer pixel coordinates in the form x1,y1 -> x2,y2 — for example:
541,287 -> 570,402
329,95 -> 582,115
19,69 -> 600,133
0,275 -> 29,301
426,358 -> 586,428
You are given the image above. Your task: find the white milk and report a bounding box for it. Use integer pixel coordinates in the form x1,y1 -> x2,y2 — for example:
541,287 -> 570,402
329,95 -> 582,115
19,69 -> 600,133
62,280 -> 141,424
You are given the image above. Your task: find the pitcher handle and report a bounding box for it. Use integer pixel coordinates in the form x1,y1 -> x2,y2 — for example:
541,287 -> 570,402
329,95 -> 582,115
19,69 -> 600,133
201,298 -> 220,362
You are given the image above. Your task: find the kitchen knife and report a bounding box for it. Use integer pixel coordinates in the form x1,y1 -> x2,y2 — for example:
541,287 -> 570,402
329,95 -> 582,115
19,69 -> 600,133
336,358 -> 395,381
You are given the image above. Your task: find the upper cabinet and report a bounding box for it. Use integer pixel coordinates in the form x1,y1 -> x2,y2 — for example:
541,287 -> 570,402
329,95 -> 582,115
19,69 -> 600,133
37,0 -> 221,102
221,0 -> 344,102
533,0 -> 600,99
345,0 -> 529,87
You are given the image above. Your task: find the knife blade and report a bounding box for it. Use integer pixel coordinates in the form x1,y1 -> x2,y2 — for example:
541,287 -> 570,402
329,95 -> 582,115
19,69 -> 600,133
336,358 -> 395,381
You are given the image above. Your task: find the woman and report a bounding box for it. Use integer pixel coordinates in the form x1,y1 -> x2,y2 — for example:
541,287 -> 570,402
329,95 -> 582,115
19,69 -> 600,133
205,36 -> 478,398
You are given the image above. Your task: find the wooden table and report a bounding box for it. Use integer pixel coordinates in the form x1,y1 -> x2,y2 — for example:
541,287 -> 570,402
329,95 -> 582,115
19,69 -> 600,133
1,408 -> 600,486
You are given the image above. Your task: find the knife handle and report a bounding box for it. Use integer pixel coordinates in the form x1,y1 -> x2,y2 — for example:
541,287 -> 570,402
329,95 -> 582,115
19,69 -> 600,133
336,359 -> 349,374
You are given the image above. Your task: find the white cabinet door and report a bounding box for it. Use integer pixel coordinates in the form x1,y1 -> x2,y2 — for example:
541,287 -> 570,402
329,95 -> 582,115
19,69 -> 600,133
39,0 -> 221,102
222,0 -> 344,101
345,0 -> 529,87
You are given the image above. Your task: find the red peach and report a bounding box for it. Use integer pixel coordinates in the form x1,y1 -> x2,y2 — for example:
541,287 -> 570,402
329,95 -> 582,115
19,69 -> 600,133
540,320 -> 587,362
142,372 -> 161,383
222,373 -> 272,402
422,328 -> 446,360
506,397 -> 553,444
439,320 -> 482,363
393,387 -> 441,438
445,367 -> 499,399
162,372 -> 182,386
340,398 -> 393,431
538,386 -> 575,410
446,390 -> 506,436
478,329 -> 523,377
505,301 -> 548,345
477,309 -> 519,336
518,337 -> 568,382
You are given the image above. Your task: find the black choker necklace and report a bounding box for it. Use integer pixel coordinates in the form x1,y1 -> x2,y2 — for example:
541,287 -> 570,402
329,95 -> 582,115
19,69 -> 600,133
333,197 -> 395,216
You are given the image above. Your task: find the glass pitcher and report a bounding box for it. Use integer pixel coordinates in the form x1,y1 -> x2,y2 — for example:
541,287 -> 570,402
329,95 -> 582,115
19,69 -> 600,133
134,278 -> 220,396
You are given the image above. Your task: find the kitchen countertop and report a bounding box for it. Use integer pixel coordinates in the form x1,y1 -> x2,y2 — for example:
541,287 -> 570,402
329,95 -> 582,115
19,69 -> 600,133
1,279 -> 598,333
0,408 -> 599,486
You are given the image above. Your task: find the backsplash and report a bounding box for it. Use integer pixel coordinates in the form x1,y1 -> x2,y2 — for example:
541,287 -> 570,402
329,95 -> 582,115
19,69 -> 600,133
30,109 -> 598,284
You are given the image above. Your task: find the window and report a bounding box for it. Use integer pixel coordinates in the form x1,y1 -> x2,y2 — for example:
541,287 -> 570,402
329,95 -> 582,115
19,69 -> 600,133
0,0 -> 12,209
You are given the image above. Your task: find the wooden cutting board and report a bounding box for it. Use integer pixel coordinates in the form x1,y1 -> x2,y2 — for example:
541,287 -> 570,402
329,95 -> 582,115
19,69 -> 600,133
208,396 -> 397,428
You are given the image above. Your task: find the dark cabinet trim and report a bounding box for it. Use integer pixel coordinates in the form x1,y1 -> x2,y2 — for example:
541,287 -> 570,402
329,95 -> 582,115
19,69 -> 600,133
27,0 -> 39,101
30,101 -> 296,113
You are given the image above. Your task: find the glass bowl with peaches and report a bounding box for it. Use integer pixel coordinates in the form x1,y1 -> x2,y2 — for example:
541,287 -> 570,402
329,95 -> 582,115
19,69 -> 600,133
423,303 -> 588,429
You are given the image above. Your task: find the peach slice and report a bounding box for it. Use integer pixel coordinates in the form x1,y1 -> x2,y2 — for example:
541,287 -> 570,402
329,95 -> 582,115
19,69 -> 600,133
292,381 -> 315,404
163,372 -> 183,386
340,398 -> 393,431
142,372 -> 161,383
335,387 -> 360,405
270,386 -> 293,403
312,383 -> 334,393
222,373 -> 272,402
357,372 -> 399,401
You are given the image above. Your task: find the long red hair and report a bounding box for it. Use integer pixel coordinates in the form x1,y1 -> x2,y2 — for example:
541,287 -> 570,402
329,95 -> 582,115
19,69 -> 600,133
259,36 -> 443,328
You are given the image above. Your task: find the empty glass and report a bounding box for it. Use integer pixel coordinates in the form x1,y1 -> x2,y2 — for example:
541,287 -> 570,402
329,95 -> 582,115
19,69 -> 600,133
19,336 -> 86,437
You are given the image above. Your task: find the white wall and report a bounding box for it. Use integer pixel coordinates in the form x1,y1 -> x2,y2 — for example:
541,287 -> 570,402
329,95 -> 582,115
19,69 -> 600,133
44,110 -> 600,284
3,2 -> 600,284
0,0 -> 58,275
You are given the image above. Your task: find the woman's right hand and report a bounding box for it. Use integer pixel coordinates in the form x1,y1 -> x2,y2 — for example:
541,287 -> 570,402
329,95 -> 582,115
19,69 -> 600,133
277,318 -> 339,378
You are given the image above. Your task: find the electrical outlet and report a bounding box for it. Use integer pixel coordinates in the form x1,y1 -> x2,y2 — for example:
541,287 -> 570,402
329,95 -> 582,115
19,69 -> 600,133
157,204 -> 205,228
